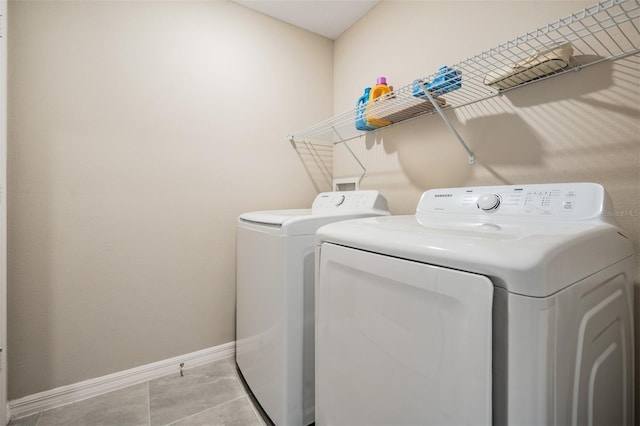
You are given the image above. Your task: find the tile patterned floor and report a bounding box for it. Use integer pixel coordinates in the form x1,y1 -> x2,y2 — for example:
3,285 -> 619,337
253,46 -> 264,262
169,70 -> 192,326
8,357 -> 272,426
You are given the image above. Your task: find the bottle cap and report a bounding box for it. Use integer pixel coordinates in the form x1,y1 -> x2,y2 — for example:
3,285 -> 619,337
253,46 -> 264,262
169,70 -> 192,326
376,76 -> 387,85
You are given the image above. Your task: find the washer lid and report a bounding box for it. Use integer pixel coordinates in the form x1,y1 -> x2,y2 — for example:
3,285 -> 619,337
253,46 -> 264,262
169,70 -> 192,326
238,190 -> 390,236
316,183 -> 634,297
239,209 -> 312,227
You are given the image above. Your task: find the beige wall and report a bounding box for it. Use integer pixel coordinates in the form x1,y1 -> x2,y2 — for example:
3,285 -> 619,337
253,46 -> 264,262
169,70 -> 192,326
8,0 -> 332,399
334,0 -> 639,420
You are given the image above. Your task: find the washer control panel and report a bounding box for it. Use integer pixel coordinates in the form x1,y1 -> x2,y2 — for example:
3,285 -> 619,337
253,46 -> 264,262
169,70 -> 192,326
417,183 -> 610,220
312,190 -> 389,212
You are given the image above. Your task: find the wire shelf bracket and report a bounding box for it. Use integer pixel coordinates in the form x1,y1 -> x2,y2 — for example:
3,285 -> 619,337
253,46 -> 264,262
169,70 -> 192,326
332,126 -> 368,179
421,85 -> 475,165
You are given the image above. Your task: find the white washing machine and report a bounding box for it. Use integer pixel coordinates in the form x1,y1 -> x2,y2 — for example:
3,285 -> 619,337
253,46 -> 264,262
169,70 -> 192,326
315,183 -> 634,426
236,190 -> 389,426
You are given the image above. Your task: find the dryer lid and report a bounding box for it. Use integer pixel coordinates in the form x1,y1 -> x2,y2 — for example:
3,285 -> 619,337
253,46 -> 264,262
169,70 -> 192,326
316,183 -> 634,297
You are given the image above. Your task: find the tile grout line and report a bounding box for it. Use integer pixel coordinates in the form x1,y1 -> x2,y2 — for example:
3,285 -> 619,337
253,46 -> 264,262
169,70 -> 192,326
233,367 -> 268,425
32,411 -> 42,426
247,396 -> 266,426
146,381 -> 151,426
162,395 -> 249,426
233,374 -> 265,424
244,387 -> 266,425
156,364 -> 251,426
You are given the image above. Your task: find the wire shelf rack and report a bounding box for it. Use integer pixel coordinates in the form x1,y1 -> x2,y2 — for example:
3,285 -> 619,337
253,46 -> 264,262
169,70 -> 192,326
288,0 -> 640,149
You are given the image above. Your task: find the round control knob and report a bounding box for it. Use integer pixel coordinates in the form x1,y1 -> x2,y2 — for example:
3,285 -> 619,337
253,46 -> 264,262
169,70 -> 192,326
476,193 -> 501,212
334,195 -> 346,206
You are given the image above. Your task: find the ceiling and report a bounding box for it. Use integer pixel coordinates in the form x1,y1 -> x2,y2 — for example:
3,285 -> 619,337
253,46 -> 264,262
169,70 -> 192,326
230,0 -> 380,40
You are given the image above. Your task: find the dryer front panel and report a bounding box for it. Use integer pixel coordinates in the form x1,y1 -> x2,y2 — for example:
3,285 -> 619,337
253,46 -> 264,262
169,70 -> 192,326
315,243 -> 493,426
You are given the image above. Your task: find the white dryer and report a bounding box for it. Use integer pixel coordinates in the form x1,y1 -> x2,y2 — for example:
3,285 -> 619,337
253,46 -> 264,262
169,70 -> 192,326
315,183 -> 634,426
236,190 -> 389,426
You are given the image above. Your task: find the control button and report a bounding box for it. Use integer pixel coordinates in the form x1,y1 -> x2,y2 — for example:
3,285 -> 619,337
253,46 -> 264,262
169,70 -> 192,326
476,193 -> 501,212
334,195 -> 346,206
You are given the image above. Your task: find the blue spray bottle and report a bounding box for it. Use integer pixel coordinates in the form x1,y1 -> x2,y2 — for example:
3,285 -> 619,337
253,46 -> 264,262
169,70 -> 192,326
355,87 -> 377,131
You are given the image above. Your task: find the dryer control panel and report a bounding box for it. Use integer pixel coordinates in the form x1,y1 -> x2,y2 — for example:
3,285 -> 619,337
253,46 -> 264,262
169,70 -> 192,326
417,183 -> 613,221
312,190 -> 389,212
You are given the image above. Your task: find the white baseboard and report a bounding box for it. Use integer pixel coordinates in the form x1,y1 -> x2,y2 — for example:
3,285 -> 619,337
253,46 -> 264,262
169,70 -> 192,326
8,341 -> 236,420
